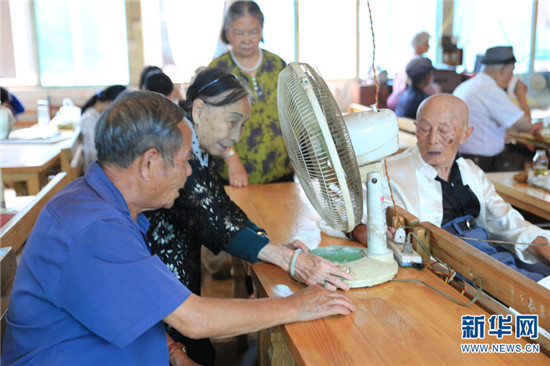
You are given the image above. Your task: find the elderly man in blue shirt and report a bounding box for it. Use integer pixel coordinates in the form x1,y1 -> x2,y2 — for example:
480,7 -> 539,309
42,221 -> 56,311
1,91 -> 356,366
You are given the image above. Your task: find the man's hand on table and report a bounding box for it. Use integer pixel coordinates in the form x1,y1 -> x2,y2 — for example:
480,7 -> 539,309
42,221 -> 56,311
290,285 -> 356,321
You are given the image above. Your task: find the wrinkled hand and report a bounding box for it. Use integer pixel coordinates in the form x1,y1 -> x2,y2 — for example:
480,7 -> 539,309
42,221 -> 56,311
293,251 -> 353,291
169,349 -> 200,366
226,153 -> 248,187
283,240 -> 310,253
290,285 -> 356,322
529,121 -> 544,135
350,224 -> 395,246
529,236 -> 550,265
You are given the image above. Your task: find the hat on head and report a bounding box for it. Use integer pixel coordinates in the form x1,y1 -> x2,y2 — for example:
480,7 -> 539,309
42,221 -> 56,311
144,71 -> 174,96
405,57 -> 434,78
481,46 -> 516,65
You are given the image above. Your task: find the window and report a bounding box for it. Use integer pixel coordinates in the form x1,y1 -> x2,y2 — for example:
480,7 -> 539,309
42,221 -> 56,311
534,0 -> 550,72
299,0 -> 357,80
358,0 -> 438,80
34,0 -> 129,87
141,0 -> 295,84
1,0 -> 38,86
256,0 -> 295,64
2,0 -> 547,90
141,0 -> 226,84
453,0 -> 534,74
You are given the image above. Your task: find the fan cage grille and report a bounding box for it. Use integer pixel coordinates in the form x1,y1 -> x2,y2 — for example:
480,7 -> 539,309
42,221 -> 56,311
277,63 -> 363,231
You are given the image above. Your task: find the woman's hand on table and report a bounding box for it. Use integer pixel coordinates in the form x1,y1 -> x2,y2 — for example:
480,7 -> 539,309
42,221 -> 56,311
258,241 -> 352,291
292,249 -> 352,291
224,148 -> 248,187
282,239 -> 310,253
283,239 -> 352,291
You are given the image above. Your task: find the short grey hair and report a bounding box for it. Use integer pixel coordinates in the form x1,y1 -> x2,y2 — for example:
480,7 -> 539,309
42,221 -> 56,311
412,31 -> 430,47
220,0 -> 264,44
95,91 -> 185,169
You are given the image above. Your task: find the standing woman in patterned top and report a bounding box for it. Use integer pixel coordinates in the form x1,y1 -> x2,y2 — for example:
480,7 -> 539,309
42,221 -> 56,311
145,67 -> 352,365
209,0 -> 293,186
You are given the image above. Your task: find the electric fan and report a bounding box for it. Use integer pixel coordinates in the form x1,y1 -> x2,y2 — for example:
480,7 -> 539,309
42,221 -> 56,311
278,62 -> 400,288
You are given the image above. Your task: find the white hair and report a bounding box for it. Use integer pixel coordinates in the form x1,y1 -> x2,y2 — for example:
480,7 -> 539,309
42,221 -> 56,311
411,31 -> 430,47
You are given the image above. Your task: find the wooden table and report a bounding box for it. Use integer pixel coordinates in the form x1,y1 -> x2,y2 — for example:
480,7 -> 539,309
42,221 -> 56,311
506,107 -> 550,149
487,171 -> 550,222
226,182 -> 549,365
397,116 -> 416,134
397,117 -> 417,152
1,127 -> 80,195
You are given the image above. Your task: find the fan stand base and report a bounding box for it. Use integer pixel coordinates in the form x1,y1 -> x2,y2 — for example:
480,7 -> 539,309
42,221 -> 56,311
341,252 -> 398,288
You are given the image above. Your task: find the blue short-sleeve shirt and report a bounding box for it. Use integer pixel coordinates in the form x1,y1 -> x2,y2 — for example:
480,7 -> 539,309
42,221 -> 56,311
2,162 -> 191,365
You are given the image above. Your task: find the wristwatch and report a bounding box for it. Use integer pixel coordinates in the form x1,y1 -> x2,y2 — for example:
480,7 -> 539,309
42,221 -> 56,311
168,341 -> 187,355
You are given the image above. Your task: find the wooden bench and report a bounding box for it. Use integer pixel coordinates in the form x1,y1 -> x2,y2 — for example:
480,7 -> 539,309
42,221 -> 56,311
60,143 -> 85,181
386,206 -> 550,354
1,247 -> 17,346
0,172 -> 70,350
0,172 -> 70,255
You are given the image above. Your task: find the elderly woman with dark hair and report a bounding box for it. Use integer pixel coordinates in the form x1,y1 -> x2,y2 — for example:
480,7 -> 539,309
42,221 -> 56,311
139,65 -> 162,90
140,65 -> 182,102
80,85 -> 127,171
145,67 -> 352,365
209,0 -> 293,187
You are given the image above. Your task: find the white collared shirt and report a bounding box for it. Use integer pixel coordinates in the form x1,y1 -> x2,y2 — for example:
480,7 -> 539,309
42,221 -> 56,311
453,73 -> 524,156
373,145 -> 549,263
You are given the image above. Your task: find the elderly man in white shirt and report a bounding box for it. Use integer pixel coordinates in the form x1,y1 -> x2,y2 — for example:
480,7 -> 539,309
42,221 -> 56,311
350,94 -> 550,286
452,46 -> 543,172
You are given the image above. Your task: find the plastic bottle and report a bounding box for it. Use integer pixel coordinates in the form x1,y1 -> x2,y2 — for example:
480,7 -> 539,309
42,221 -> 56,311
533,149 -> 548,177
37,99 -> 50,127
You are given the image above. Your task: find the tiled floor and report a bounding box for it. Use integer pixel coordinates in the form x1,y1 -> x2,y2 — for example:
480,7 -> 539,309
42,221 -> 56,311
201,271 -> 259,366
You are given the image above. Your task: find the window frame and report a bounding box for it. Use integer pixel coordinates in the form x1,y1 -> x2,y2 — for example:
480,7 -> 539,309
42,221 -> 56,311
1,0 -> 547,89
